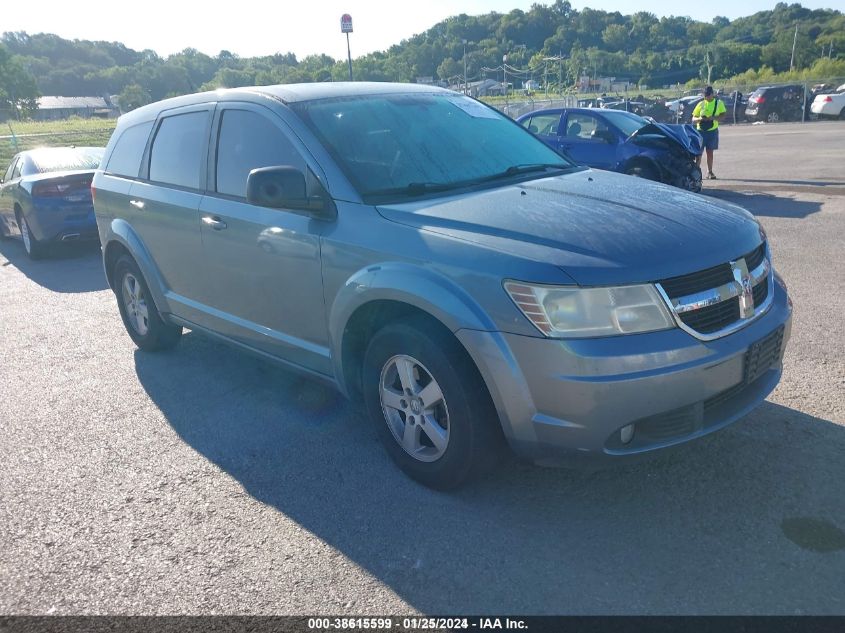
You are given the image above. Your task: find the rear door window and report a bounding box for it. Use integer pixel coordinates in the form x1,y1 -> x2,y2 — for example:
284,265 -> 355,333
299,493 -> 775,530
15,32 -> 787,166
523,113 -> 561,136
106,121 -> 153,178
149,111 -> 209,189
214,108 -> 305,198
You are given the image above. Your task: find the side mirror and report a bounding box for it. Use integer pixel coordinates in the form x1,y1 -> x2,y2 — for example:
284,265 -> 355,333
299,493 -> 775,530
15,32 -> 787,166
246,166 -> 336,221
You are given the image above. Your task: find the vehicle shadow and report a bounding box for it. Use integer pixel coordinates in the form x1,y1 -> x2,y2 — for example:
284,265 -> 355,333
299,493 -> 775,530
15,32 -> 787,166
134,333 -> 845,614
0,238 -> 107,293
702,189 -> 823,219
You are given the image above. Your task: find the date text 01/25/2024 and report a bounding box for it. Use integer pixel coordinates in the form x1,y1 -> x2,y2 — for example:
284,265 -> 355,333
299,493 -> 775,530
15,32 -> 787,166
306,617 -> 527,630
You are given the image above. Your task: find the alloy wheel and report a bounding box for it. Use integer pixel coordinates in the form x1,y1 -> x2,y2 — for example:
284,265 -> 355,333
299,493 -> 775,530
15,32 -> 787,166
20,217 -> 31,254
379,354 -> 450,462
122,273 -> 150,336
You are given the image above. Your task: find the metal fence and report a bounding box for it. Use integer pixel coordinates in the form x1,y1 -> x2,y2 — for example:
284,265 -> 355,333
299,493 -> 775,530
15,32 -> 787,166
486,77 -> 845,125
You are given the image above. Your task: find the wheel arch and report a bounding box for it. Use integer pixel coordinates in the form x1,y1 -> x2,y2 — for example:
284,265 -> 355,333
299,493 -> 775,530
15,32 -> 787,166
102,218 -> 170,313
624,155 -> 662,179
330,263 -> 498,401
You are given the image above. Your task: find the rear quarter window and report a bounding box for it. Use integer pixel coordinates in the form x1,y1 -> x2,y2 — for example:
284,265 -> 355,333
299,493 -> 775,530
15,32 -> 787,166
105,121 -> 154,178
148,112 -> 209,189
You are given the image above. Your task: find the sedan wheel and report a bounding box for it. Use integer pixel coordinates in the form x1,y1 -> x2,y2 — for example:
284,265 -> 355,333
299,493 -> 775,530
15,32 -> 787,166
766,112 -> 780,123
16,212 -> 45,259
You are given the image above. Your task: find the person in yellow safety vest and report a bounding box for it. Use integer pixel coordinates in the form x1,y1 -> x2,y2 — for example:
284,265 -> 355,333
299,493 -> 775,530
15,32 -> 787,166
692,85 -> 727,180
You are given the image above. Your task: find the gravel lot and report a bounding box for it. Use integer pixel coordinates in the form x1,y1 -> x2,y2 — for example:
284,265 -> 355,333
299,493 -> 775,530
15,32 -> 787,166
1,121 -> 843,616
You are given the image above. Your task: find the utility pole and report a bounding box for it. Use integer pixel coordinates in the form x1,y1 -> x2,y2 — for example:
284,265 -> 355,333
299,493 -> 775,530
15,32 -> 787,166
503,54 -> 508,107
462,39 -> 468,95
790,22 -> 798,72
559,50 -> 563,92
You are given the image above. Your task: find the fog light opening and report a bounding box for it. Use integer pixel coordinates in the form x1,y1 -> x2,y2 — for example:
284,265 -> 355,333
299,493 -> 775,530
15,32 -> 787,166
620,424 -> 635,445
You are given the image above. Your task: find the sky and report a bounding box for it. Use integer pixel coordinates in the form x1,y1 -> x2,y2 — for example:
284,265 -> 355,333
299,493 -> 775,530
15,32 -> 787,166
2,0 -> 840,61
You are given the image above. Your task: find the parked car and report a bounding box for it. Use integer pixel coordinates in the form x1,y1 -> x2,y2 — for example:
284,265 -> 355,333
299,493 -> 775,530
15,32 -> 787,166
601,100 -> 647,115
0,147 -> 104,258
665,94 -> 701,115
93,84 -> 791,489
745,84 -> 806,123
678,93 -> 746,125
517,107 -> 703,191
810,91 -> 845,119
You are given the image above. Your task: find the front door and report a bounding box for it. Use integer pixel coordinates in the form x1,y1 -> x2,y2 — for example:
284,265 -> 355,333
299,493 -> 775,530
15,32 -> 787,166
559,112 -> 618,171
197,103 -> 331,375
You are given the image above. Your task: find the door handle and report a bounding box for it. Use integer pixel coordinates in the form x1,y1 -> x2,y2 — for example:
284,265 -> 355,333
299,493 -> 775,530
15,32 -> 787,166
129,199 -> 145,210
202,215 -> 228,231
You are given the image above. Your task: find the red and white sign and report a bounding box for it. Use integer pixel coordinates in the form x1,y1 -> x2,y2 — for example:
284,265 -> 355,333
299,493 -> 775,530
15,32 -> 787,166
341,14 -> 353,33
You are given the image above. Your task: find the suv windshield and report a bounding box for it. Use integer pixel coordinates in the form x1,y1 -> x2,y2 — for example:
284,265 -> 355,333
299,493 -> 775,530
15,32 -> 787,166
291,93 -> 576,201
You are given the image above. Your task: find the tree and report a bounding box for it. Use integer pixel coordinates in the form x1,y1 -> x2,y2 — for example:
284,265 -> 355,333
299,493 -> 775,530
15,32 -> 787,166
118,83 -> 150,112
0,45 -> 39,119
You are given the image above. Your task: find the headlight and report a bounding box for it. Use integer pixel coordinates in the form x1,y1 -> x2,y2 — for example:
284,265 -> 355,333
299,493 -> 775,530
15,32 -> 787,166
505,281 -> 675,338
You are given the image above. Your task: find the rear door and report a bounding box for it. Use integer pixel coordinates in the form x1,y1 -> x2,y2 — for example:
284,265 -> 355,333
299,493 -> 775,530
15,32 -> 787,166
128,103 -> 213,307
0,156 -> 22,234
196,102 -> 331,374
521,112 -> 564,151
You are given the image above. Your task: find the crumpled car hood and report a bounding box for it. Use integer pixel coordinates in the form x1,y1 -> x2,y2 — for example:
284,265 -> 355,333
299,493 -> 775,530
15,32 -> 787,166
376,169 -> 762,286
628,122 -> 703,155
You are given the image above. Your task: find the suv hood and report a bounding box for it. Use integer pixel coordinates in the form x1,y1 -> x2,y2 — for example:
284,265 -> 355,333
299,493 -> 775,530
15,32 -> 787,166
376,169 -> 762,286
629,122 -> 703,155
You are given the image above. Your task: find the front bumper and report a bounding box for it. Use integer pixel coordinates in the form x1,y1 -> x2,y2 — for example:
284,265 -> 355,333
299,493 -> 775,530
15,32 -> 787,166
457,278 -> 792,467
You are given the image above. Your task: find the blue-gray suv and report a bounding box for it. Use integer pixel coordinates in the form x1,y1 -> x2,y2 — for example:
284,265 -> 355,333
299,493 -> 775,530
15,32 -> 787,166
92,83 -> 792,489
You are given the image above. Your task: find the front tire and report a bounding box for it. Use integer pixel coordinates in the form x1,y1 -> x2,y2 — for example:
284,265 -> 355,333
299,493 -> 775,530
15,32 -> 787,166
362,317 -> 503,489
626,163 -> 660,182
113,255 -> 182,352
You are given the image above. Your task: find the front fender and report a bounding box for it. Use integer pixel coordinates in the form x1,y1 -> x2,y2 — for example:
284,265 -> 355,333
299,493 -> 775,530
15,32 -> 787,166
104,218 -> 171,314
328,262 -> 498,394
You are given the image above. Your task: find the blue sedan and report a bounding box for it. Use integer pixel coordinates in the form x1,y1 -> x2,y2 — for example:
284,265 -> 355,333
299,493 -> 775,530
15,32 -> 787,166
517,108 -> 703,192
0,147 -> 104,258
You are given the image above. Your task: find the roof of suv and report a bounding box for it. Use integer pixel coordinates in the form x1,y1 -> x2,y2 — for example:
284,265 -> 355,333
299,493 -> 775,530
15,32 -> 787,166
118,82 -> 454,126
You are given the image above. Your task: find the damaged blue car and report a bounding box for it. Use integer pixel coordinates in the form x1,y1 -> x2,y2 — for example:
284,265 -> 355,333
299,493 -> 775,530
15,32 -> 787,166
517,107 -> 703,192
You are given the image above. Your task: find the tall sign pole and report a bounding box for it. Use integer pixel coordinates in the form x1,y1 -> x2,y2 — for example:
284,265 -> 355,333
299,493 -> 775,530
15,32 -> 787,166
341,14 -> 353,81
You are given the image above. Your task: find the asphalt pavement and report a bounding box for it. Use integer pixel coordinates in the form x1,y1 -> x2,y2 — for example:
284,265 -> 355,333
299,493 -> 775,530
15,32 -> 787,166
1,121 -> 843,615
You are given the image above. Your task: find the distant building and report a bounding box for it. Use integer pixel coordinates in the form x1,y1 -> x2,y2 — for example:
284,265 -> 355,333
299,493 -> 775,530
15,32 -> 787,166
34,96 -> 119,121
463,79 -> 506,98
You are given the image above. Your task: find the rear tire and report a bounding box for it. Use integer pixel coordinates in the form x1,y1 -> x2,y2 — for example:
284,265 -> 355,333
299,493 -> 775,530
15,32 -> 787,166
362,317 -> 503,489
113,255 -> 182,352
839,107 -> 845,120
16,211 -> 46,259
766,111 -> 780,123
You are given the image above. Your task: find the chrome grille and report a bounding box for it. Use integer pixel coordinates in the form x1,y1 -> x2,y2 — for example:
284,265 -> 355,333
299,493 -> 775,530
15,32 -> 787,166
679,296 -> 741,334
657,242 -> 772,340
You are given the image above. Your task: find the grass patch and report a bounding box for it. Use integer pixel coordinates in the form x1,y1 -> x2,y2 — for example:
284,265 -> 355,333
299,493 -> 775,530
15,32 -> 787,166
0,118 -> 116,170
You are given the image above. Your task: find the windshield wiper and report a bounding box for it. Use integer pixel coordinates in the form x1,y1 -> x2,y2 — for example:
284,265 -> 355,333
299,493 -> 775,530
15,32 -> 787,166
362,181 -> 460,198
478,163 -> 573,183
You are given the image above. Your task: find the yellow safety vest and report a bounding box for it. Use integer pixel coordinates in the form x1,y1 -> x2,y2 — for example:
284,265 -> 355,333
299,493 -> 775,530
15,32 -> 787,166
693,99 -> 725,131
